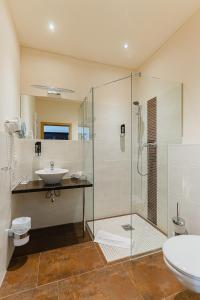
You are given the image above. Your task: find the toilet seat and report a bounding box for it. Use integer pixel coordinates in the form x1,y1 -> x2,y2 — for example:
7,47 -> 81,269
164,255 -> 199,280
163,235 -> 200,279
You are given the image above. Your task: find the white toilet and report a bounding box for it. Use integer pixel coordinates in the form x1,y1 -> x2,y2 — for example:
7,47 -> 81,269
163,235 -> 200,293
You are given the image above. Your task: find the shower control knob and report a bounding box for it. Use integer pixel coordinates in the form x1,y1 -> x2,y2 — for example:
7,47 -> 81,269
143,142 -> 157,147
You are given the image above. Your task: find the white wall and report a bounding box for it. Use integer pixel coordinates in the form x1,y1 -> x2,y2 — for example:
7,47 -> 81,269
0,0 -> 20,284
139,9 -> 200,144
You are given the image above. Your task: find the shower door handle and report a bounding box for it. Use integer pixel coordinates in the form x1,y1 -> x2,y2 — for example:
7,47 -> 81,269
0,166 -> 10,171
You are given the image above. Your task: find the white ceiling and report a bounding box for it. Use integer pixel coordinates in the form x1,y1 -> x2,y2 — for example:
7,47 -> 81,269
8,0 -> 200,69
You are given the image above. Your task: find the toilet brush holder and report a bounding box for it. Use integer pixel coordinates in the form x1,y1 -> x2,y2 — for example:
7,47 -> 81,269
172,216 -> 187,235
172,203 -> 187,235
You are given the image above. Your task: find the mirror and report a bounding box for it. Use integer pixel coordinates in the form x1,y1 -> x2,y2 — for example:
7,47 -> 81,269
20,95 -> 83,140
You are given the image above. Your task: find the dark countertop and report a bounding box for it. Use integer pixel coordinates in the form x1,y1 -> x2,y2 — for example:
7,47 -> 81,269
12,178 -> 93,194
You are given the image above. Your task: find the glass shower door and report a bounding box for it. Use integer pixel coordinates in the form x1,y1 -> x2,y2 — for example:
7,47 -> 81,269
79,92 -> 94,239
90,75 -> 133,262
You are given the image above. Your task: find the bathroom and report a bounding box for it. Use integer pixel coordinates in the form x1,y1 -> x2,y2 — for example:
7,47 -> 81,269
1,0 -> 200,299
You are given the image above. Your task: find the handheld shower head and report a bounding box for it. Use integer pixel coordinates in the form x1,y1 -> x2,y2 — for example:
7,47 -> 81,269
133,101 -> 142,116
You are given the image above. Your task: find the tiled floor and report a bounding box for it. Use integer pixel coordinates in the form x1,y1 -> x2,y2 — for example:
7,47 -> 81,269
0,242 -> 199,300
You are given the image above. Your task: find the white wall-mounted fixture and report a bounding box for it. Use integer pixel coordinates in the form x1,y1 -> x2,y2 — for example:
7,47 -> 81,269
4,118 -> 21,135
163,235 -> 200,293
47,90 -> 61,97
31,85 -> 75,98
8,217 -> 31,246
120,124 -> 125,136
172,202 -> 187,235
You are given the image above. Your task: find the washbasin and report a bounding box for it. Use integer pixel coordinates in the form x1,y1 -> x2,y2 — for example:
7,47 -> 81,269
35,168 -> 69,184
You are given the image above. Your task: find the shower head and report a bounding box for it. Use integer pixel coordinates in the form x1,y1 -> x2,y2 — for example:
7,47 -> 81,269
133,101 -> 140,106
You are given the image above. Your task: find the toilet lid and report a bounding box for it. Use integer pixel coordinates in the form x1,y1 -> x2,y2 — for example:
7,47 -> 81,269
163,235 -> 200,279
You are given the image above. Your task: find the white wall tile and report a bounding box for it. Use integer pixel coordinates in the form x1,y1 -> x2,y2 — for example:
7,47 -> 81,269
168,144 -> 200,236
93,78 -> 132,219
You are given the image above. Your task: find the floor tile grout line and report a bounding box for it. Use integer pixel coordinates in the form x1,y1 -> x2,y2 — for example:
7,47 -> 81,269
0,281 -> 60,300
0,288 -> 35,300
121,254 -> 186,300
36,252 -> 41,287
58,259 -> 130,282
121,261 -> 145,300
37,242 -> 109,287
123,256 -> 152,295
36,243 -> 138,288
57,281 -> 59,300
38,258 -> 130,288
37,242 -> 106,287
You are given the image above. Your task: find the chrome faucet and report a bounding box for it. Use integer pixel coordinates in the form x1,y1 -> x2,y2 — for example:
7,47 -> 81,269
50,161 -> 54,170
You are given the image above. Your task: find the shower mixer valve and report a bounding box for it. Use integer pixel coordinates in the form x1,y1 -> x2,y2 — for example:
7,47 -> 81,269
143,142 -> 157,147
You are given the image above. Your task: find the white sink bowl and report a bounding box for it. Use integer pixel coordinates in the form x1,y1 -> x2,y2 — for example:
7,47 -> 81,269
35,168 -> 69,184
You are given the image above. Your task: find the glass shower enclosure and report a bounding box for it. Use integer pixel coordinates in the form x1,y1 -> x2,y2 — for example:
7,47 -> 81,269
81,73 -> 182,263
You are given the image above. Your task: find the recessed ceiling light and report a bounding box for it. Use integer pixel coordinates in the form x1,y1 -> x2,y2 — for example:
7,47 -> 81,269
123,43 -> 129,49
48,22 -> 55,32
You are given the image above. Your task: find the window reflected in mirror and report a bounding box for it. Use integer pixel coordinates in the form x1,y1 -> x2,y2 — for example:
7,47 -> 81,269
41,123 -> 71,140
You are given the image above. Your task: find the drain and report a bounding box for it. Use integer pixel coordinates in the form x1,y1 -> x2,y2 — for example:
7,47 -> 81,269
121,224 -> 134,231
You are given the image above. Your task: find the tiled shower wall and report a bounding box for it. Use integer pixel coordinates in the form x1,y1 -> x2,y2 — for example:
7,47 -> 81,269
132,76 -> 182,234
